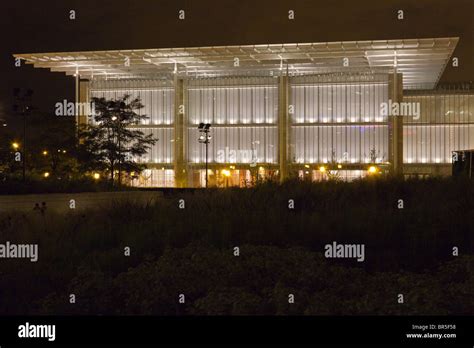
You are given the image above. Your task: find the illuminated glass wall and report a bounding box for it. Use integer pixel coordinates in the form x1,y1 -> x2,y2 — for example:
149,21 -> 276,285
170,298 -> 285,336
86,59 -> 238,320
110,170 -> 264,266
131,169 -> 175,188
289,73 -> 390,164
403,92 -> 474,164
187,77 -> 278,164
89,80 -> 174,125
89,79 -> 175,187
88,76 -> 474,186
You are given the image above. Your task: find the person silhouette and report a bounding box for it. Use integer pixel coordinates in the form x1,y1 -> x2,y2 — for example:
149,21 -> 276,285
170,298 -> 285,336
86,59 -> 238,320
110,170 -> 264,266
40,202 -> 47,215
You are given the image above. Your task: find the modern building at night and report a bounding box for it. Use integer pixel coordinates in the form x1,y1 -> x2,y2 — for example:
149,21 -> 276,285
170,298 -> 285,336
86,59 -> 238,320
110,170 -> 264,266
14,37 -> 474,187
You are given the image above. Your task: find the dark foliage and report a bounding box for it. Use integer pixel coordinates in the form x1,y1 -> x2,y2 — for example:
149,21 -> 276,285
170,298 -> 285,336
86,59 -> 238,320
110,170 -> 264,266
0,178 -> 472,315
77,95 -> 157,184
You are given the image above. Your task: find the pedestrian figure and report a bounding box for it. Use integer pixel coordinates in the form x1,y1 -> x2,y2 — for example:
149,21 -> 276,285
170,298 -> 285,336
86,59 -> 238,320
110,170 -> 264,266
40,202 -> 47,215
33,203 -> 40,212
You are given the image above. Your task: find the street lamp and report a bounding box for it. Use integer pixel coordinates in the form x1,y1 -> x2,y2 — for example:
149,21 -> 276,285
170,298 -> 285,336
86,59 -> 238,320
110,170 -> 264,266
198,123 -> 212,188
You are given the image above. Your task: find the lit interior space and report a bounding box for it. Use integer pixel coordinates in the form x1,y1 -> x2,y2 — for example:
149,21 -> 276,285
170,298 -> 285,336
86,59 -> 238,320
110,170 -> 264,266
14,37 -> 474,187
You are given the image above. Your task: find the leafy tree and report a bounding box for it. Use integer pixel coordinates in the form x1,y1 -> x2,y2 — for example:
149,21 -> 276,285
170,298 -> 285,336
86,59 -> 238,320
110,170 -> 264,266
0,123 -> 14,181
28,112 -> 78,179
78,94 -> 157,185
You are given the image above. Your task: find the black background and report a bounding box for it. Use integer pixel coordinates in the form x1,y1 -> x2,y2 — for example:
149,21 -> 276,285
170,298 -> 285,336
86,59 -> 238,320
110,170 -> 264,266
0,0 -> 473,115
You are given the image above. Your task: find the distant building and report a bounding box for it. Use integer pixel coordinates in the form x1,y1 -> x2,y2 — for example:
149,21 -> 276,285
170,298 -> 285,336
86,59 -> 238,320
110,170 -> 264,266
15,37 -> 474,187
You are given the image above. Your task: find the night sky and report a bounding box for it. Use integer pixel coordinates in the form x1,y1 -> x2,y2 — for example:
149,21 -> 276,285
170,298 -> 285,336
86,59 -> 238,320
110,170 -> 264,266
1,0 -> 473,118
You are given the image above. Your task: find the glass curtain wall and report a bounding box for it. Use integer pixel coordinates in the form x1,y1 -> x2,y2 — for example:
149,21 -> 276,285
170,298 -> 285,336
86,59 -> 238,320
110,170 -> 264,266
89,79 -> 175,187
187,77 -> 279,165
289,73 -> 390,165
403,91 -> 474,164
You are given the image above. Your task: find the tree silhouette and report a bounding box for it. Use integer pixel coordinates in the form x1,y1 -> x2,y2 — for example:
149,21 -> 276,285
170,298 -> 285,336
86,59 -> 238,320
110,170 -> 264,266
78,95 -> 157,185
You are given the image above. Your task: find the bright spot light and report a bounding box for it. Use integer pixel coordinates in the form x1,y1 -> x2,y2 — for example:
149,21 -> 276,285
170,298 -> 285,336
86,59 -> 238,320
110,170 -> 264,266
319,166 -> 326,173
43,172 -> 50,178
368,166 -> 378,174
93,173 -> 100,180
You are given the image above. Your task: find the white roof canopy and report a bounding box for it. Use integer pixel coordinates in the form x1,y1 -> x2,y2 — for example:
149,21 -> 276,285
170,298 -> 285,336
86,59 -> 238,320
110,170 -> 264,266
14,37 -> 458,89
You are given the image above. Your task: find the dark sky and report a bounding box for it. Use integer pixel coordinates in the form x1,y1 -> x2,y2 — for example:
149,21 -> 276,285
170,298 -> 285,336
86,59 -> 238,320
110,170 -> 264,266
1,0 -> 473,117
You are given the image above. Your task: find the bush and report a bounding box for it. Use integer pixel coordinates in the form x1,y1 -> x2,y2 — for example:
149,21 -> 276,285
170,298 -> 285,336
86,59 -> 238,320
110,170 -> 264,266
0,177 -> 472,315
37,245 -> 474,315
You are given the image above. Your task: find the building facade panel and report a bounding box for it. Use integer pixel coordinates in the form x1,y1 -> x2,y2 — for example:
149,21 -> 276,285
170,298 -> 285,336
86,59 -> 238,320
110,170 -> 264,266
403,93 -> 474,165
289,73 -> 390,166
90,80 -> 175,125
186,77 -> 279,165
86,76 -> 474,185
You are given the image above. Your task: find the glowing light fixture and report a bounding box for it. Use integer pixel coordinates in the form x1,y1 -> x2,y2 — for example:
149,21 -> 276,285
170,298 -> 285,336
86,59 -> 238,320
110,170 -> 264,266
198,123 -> 212,188
368,166 -> 378,174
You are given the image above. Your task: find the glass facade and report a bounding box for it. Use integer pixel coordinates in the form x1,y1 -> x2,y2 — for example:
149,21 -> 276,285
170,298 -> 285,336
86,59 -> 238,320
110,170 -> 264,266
87,75 -> 474,186
291,125 -> 389,164
90,80 -> 176,187
131,169 -> 175,187
89,80 -> 174,125
187,77 -> 278,165
403,93 -> 474,164
290,73 -> 389,164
